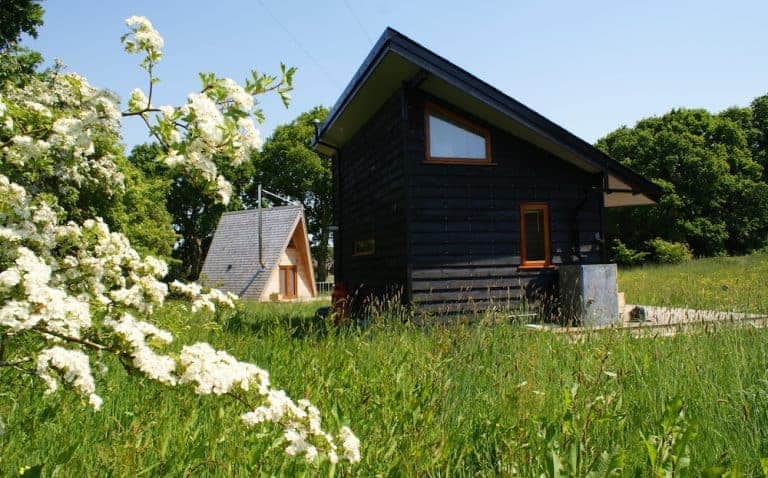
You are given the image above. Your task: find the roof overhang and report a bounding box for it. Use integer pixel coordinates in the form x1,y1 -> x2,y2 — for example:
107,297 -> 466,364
315,28 -> 661,208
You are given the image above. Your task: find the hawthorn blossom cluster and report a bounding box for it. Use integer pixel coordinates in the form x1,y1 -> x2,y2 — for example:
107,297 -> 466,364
0,175 -> 359,464
37,346 -> 102,410
0,17 -> 360,463
170,280 -> 236,313
0,15 -> 288,208
0,72 -> 125,198
122,16 -> 164,68
120,15 -> 292,205
182,343 -> 360,464
0,14 -> 358,465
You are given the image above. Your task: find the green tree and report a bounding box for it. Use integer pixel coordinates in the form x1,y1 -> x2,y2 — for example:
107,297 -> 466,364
0,46 -> 43,88
597,107 -> 768,257
749,94 -> 768,179
105,155 -> 177,259
0,0 -> 44,50
251,106 -> 333,280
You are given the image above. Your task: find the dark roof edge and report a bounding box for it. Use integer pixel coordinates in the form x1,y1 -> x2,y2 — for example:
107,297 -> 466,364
315,28 -> 397,149
317,27 -> 661,198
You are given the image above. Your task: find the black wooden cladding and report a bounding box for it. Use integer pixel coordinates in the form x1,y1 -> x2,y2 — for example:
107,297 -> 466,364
334,88 -> 605,312
336,93 -> 407,297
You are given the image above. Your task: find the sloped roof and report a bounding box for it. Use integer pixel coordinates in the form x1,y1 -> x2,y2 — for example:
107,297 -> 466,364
200,205 -> 304,300
314,27 -> 661,207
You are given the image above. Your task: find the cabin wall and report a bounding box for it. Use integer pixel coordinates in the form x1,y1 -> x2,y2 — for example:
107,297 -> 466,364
335,91 -> 408,300
260,247 -> 314,301
403,91 -> 604,312
259,224 -> 315,301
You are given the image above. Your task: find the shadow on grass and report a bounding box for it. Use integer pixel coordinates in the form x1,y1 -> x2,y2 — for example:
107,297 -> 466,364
222,301 -> 341,340
219,294 -> 554,343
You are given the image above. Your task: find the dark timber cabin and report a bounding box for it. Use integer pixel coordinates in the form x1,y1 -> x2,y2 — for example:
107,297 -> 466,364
314,28 -> 661,315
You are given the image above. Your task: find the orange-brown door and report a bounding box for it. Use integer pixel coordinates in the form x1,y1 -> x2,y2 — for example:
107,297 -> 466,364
279,265 -> 298,299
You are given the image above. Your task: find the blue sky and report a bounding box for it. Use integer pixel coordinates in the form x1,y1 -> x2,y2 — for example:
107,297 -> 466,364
25,0 -> 768,150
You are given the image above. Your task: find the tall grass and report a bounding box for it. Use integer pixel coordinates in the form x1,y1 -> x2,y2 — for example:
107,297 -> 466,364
619,252 -> 768,312
2,254 -> 768,475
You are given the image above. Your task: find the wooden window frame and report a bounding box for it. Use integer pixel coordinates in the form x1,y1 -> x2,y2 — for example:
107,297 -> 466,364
279,265 -> 298,299
424,101 -> 493,165
519,203 -> 552,269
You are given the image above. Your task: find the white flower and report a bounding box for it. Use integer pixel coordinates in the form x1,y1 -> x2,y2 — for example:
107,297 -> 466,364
50,116 -> 95,157
159,105 -> 175,118
215,175 -> 233,205
170,280 -> 202,297
184,93 -> 224,144
222,78 -> 253,111
0,300 -> 33,330
191,297 -> 215,314
4,135 -> 50,166
96,95 -> 122,122
128,88 -> 149,112
186,149 -> 218,182
105,313 -> 176,385
24,101 -> 52,117
163,150 -> 185,168
339,426 -> 361,463
237,118 -> 263,150
88,394 -> 103,410
15,246 -> 52,289
179,342 -> 270,395
123,16 -> 164,56
0,269 -> 21,289
125,15 -> 153,31
142,256 -> 168,278
37,346 -> 101,410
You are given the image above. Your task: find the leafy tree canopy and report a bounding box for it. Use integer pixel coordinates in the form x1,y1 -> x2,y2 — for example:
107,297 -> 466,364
597,101 -> 768,258
0,0 -> 45,50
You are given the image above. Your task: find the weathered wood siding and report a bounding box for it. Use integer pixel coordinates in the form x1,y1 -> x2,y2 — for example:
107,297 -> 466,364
403,91 -> 604,312
335,89 -> 606,313
335,92 -> 408,299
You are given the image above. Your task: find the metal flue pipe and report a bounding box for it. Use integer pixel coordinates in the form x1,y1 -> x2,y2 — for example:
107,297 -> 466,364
256,184 -> 300,268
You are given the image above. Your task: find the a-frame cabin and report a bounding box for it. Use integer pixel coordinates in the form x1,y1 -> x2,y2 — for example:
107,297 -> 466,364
201,205 -> 317,301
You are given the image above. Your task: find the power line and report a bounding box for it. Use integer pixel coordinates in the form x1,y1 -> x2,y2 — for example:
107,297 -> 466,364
256,0 -> 338,85
342,0 -> 373,43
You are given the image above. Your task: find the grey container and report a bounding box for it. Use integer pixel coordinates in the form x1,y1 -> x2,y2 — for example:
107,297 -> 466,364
559,264 -> 620,326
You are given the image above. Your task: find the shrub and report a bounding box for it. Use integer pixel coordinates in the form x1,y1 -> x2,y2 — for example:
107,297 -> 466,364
610,239 -> 649,266
646,238 -> 693,264
0,15 -> 358,466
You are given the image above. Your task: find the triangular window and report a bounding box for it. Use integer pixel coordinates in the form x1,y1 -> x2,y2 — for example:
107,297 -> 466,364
425,102 -> 491,164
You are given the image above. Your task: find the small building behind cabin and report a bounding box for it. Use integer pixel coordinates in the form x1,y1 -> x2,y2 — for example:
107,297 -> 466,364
200,205 -> 317,301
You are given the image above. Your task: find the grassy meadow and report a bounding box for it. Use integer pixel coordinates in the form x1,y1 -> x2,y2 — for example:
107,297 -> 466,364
619,251 -> 768,312
2,254 -> 768,476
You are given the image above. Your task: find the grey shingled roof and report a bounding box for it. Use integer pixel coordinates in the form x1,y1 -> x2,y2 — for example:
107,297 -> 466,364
200,205 -> 303,300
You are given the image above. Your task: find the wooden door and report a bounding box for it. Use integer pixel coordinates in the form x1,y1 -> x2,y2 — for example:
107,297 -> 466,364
279,265 -> 298,299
